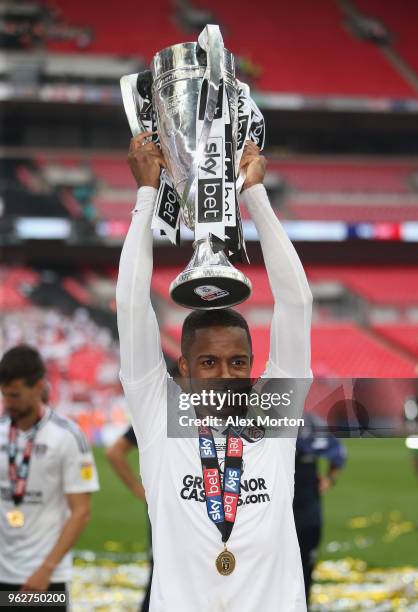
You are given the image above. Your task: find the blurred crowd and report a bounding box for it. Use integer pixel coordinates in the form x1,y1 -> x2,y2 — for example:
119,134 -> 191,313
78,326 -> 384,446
0,307 -> 128,443
0,0 -> 91,50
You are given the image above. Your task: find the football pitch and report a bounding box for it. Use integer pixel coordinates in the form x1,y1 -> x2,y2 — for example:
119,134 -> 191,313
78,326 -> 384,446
76,438 -> 418,568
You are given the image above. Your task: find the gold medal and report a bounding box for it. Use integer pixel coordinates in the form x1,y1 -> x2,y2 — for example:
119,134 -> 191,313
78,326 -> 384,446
216,545 -> 235,576
7,509 -> 25,528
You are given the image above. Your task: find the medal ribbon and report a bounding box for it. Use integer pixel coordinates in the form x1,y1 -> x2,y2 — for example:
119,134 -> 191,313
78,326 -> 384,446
8,409 -> 43,506
198,425 -> 243,544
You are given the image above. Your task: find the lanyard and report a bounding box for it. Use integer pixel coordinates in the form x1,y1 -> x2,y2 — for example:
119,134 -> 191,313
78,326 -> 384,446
198,425 -> 243,544
8,409 -> 43,506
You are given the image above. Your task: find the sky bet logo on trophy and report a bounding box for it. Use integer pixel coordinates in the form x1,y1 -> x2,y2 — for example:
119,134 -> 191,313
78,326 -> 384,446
120,24 -> 265,309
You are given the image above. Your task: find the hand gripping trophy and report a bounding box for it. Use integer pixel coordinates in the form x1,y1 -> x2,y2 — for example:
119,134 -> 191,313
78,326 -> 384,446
120,24 -> 265,310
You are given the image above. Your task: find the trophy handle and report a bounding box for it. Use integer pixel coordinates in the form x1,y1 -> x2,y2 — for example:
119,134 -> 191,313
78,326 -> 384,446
182,24 -> 224,211
120,73 -> 147,137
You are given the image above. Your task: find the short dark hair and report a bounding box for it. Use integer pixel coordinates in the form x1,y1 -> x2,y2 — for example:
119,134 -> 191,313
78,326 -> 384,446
181,309 -> 252,356
0,345 -> 46,387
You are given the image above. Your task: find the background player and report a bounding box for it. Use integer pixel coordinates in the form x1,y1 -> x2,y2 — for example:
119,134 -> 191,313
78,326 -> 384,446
294,413 -> 347,606
0,344 -> 99,608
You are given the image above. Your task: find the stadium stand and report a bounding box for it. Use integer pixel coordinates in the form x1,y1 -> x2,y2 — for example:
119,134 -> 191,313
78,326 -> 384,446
269,159 -> 418,193
163,322 -> 417,378
46,0 -> 185,57
7,153 -> 412,224
190,0 -> 417,96
39,0 -> 417,97
356,0 -> 418,74
307,266 -> 418,306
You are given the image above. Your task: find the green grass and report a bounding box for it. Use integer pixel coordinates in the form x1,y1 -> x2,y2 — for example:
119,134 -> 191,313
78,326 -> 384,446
76,439 -> 418,567
76,447 -> 149,555
319,438 -> 418,567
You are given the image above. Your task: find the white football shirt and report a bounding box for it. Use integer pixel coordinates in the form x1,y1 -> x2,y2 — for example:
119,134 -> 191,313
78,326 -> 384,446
0,407 -> 99,584
122,363 -> 310,612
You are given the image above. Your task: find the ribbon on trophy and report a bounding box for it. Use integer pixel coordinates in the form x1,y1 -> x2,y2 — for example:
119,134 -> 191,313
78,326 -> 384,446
229,80 -> 265,262
120,71 -> 181,245
194,76 -> 226,245
192,25 -> 265,263
235,80 -> 265,191
153,171 -> 181,246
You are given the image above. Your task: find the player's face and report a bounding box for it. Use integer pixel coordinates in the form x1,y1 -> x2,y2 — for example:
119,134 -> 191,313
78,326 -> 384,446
0,378 -> 42,422
179,326 -> 253,379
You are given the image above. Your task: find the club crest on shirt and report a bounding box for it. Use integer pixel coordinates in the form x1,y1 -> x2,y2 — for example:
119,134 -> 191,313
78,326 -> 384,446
241,426 -> 265,442
34,443 -> 48,456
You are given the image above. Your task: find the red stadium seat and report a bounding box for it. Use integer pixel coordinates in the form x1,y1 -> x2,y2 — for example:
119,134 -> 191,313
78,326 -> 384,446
269,159 -> 417,193
94,199 -> 132,221
47,0 -> 186,60
357,0 -> 418,75
307,266 -> 418,305
0,284 -> 29,310
90,158 -> 136,189
312,324 -> 416,377
373,324 -> 418,359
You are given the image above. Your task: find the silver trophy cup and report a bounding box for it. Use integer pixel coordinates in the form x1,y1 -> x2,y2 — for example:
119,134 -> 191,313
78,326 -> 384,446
121,25 -> 253,309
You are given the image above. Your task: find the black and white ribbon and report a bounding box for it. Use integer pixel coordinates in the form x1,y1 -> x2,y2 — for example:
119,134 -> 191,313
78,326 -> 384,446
194,76 -> 226,243
120,72 -> 181,244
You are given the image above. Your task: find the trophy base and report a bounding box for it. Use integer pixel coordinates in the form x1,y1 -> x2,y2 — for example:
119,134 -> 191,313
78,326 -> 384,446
170,266 -> 252,310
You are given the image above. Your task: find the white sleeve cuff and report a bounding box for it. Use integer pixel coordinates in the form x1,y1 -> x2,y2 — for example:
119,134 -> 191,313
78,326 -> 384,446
239,183 -> 269,210
132,186 -> 158,213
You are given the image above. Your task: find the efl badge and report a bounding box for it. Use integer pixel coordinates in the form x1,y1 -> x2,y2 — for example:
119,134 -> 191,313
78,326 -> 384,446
194,285 -> 230,302
80,463 -> 93,480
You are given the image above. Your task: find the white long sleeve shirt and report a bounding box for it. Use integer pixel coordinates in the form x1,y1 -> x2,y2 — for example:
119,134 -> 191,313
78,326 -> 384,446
116,184 -> 312,612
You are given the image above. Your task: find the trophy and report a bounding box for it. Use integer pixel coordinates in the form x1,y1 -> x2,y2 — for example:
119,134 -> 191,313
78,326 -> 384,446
120,25 -> 265,309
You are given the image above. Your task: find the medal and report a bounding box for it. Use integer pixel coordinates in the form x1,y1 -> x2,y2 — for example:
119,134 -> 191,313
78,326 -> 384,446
7,509 -> 25,528
216,545 -> 236,576
198,425 -> 243,576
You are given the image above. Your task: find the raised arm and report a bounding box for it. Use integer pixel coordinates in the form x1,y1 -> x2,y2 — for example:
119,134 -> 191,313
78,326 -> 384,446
240,142 -> 313,378
116,133 -> 166,383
